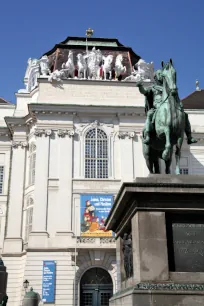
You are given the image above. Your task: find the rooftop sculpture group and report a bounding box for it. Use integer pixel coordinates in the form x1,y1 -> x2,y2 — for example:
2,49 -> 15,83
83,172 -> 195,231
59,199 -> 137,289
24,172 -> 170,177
137,59 -> 197,174
19,46 -> 154,92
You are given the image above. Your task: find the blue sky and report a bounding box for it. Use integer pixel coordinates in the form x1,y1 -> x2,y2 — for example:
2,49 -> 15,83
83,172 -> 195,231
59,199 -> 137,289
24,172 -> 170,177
0,0 -> 203,103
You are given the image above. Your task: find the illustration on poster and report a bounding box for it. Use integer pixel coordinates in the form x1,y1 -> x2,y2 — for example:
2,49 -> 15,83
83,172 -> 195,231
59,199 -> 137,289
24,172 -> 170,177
80,194 -> 114,237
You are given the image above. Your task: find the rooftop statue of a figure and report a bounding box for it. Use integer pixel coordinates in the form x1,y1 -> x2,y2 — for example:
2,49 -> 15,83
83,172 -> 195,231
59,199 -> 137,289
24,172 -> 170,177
136,59 -> 197,175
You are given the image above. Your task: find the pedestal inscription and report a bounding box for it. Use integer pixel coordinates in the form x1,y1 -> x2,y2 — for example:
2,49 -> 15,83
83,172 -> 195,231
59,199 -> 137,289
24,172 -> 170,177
167,214 -> 204,272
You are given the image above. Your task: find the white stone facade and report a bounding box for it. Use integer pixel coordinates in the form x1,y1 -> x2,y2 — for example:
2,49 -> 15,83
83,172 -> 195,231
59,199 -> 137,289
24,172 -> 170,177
0,76 -> 204,306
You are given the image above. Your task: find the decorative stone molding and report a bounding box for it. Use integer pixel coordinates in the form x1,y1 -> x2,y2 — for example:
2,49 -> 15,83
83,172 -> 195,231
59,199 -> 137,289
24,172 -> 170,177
77,237 -> 95,244
12,141 -> 28,149
118,131 -> 136,139
45,129 -> 52,136
57,129 -> 75,137
34,129 -> 53,137
77,237 -> 116,244
100,237 -> 116,244
134,282 -> 204,291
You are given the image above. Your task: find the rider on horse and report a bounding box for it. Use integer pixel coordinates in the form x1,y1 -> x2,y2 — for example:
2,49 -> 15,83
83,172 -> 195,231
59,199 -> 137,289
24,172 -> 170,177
137,69 -> 197,146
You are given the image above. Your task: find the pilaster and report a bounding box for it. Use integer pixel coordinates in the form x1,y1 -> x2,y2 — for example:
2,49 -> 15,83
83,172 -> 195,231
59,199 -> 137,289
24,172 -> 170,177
29,129 -> 51,248
118,131 -> 135,182
4,140 -> 28,253
55,129 -> 74,245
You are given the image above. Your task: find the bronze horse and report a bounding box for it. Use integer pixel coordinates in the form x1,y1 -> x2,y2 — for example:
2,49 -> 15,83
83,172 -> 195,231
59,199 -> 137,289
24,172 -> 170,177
143,59 -> 185,174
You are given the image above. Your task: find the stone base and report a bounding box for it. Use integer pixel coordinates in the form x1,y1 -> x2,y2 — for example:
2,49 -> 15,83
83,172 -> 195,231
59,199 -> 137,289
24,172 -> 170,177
109,283 -> 204,306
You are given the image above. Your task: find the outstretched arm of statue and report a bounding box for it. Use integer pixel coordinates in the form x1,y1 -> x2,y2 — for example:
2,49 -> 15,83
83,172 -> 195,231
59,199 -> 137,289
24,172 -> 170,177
136,82 -> 149,96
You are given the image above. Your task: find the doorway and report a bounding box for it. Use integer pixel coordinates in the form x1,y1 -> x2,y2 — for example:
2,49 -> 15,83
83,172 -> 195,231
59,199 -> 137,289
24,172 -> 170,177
80,267 -> 113,306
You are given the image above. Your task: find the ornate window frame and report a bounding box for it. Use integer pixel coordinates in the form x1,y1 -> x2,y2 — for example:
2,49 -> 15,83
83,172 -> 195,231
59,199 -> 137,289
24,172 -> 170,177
79,121 -> 114,179
84,127 -> 108,179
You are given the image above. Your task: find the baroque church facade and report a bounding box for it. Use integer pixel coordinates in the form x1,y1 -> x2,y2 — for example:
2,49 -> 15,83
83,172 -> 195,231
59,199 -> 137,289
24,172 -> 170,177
0,35 -> 203,306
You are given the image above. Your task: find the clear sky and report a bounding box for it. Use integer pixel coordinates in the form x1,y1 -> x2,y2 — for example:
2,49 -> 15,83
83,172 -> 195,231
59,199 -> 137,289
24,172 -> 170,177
0,0 -> 203,103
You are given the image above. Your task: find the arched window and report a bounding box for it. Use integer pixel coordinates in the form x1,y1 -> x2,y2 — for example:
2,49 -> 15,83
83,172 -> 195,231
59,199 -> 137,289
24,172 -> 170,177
85,128 -> 108,179
29,143 -> 36,185
25,197 -> 34,243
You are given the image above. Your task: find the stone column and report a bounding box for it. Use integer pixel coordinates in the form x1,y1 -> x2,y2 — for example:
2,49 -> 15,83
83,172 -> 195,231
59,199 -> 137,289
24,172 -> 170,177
131,211 -> 169,282
119,132 -> 135,182
29,129 -> 51,248
55,129 -> 74,246
3,141 -> 27,253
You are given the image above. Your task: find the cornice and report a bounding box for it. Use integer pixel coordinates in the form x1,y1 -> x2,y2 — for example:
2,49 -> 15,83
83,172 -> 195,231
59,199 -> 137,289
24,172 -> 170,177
28,103 -> 145,118
0,127 -> 11,138
4,115 -> 34,135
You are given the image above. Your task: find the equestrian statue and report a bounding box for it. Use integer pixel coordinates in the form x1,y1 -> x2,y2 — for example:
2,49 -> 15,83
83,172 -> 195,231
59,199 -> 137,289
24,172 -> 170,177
137,59 -> 197,175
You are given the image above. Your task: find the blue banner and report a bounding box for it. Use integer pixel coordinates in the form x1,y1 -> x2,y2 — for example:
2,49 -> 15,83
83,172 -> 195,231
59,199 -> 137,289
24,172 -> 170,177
80,194 -> 113,236
42,261 -> 56,303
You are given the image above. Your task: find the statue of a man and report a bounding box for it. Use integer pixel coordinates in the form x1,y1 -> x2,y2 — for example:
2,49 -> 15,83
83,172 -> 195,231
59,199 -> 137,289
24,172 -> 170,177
137,70 -> 197,145
122,233 -> 133,279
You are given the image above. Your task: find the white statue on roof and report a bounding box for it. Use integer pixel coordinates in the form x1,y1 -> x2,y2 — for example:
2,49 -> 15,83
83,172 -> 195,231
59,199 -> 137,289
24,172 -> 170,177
61,50 -> 75,78
87,47 -> 102,79
39,55 -> 51,76
48,69 -> 65,82
102,54 -> 113,80
18,58 -> 40,93
114,54 -> 126,79
123,59 -> 154,82
77,53 -> 87,79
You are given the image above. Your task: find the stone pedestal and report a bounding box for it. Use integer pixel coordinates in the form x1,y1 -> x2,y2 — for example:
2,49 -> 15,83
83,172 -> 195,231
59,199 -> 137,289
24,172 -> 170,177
0,265 -> 8,301
105,175 -> 204,306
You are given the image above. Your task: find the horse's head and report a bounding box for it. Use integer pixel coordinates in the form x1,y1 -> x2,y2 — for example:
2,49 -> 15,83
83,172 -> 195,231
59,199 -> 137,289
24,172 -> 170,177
161,59 -> 177,96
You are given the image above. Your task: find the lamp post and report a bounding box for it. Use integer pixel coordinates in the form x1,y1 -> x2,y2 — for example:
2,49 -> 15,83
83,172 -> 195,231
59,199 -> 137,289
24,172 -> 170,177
23,279 -> 29,293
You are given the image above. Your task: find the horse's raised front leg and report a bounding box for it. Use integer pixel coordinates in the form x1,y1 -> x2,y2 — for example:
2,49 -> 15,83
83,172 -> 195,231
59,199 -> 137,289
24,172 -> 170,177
162,127 -> 171,161
175,137 -> 183,175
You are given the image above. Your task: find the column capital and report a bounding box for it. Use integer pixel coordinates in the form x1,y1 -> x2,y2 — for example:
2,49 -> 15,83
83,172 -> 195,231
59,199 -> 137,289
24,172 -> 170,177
12,141 -> 28,149
118,131 -> 136,139
34,129 -> 53,137
57,129 -> 75,137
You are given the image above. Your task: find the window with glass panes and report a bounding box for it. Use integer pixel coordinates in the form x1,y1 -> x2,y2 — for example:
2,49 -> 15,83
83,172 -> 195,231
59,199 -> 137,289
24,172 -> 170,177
85,128 -> 108,178
29,143 -> 36,185
0,166 -> 4,194
25,197 -> 34,242
180,168 -> 189,175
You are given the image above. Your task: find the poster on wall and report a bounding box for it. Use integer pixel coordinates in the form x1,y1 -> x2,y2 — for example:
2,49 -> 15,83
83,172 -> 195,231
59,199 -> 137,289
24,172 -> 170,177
80,194 -> 114,237
42,261 -> 56,303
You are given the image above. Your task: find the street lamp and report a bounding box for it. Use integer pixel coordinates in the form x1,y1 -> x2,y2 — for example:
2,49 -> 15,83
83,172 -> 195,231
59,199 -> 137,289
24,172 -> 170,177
23,280 -> 29,293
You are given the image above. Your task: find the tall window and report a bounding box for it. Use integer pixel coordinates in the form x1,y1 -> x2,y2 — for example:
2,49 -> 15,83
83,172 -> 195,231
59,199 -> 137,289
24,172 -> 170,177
85,128 -> 108,178
29,143 -> 36,185
0,166 -> 4,194
25,197 -> 34,243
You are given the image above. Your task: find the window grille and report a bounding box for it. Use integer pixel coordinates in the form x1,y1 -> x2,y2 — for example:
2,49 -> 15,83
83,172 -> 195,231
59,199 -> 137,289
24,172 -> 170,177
180,168 -> 188,175
25,197 -> 34,242
0,166 -> 4,194
29,143 -> 36,185
85,128 -> 108,178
